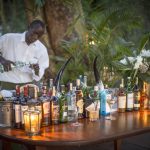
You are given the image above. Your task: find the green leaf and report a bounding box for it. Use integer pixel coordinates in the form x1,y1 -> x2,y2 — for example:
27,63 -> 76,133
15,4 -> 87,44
138,33 -> 150,53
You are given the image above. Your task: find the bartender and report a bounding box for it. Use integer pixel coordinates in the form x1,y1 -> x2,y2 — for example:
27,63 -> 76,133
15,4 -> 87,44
0,19 -> 49,89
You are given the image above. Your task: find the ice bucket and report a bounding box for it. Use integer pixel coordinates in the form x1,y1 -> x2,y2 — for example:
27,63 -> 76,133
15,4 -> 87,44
0,100 -> 13,127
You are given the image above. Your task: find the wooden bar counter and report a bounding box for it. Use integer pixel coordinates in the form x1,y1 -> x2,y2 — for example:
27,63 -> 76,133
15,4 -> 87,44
0,110 -> 150,150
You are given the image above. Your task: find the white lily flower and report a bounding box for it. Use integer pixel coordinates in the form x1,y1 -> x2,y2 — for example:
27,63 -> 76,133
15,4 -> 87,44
140,49 -> 150,57
120,57 -> 135,65
134,56 -> 143,69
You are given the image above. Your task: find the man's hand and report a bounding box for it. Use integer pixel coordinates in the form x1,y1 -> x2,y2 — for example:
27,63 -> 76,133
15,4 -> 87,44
0,56 -> 15,72
30,63 -> 39,76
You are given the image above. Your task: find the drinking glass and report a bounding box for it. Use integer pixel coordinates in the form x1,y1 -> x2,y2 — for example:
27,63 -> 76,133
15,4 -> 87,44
106,98 -> 116,120
71,107 -> 82,126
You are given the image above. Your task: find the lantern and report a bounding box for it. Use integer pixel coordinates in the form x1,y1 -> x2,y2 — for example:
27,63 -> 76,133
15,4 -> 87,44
23,107 -> 41,136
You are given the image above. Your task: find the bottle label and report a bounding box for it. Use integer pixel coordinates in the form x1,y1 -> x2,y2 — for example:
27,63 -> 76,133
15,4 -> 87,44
127,93 -> 133,108
144,97 -> 148,109
134,104 -> 140,107
21,105 -> 28,124
15,104 -> 21,123
43,101 -> 50,116
118,96 -> 126,108
77,99 -> 84,113
63,111 -> 67,117
52,105 -> 59,120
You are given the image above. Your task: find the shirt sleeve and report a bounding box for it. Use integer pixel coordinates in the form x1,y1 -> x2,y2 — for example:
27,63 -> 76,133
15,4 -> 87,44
32,46 -> 49,81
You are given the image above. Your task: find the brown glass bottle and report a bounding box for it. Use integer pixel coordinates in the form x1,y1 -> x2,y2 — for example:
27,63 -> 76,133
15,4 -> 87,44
118,79 -> 126,113
140,82 -> 148,110
51,86 -> 60,124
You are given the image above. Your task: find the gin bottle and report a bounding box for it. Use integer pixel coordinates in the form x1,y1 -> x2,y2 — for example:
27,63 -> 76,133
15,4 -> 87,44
67,83 -> 76,122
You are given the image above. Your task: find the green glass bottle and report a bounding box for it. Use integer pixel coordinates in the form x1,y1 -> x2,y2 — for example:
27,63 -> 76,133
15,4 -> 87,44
126,77 -> 134,111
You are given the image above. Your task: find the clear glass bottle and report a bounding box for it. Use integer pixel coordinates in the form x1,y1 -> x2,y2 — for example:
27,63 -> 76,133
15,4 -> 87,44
59,85 -> 68,123
118,79 -> 126,113
126,77 -> 134,111
133,77 -> 140,111
67,83 -> 77,122
75,79 -> 84,118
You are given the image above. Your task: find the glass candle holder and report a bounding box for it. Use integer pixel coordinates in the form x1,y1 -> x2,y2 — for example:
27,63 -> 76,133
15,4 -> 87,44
23,107 -> 41,136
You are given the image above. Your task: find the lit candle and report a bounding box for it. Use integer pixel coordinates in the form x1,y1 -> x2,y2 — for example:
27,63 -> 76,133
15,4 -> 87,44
24,107 -> 41,136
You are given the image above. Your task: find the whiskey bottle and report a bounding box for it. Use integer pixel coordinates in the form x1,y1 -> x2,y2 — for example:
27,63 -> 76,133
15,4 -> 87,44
40,86 -> 51,126
118,79 -> 126,113
140,82 -> 148,110
48,79 -> 53,97
75,79 -> 84,119
126,77 -> 134,111
21,85 -> 29,129
133,77 -> 140,111
51,86 -> 60,124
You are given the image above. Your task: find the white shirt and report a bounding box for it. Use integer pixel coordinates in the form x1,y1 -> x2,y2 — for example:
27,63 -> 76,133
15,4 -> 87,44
0,32 -> 49,83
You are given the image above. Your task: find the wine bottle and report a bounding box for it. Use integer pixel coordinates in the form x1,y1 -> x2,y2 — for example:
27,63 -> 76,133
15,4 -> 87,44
13,85 -> 22,129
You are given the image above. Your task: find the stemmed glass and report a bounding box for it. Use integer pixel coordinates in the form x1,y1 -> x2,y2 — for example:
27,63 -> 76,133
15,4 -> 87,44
71,106 -> 82,126
106,98 -> 116,120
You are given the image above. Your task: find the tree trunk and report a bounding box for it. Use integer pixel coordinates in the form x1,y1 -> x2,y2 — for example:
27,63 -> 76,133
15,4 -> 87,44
44,0 -> 85,56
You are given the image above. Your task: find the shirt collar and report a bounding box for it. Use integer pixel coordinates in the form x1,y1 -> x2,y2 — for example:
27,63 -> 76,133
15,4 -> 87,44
21,32 -> 38,46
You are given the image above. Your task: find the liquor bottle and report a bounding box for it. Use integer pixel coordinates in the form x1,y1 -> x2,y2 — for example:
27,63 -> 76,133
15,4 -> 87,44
21,85 -> 29,129
133,77 -> 140,111
140,82 -> 148,110
75,79 -> 84,118
13,85 -> 22,129
51,86 -> 59,124
59,85 -> 68,123
126,77 -> 134,111
100,84 -> 110,116
48,79 -> 53,97
118,79 -> 126,113
40,85 -> 51,126
67,83 -> 77,122
99,86 -> 107,116
93,86 -> 99,110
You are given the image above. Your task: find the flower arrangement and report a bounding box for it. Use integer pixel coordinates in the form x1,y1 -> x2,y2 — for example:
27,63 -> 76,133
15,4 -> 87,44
119,49 -> 150,83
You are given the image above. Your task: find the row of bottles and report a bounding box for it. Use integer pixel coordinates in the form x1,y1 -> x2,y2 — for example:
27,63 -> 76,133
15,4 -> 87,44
118,77 -> 149,112
12,75 -> 91,129
12,75 -> 150,129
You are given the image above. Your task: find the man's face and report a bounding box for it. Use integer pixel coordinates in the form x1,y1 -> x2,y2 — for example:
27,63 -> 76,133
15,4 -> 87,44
26,25 -> 44,45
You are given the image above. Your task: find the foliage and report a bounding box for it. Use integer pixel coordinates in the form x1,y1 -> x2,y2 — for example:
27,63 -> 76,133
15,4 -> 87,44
57,0 -> 143,87
112,32 -> 150,84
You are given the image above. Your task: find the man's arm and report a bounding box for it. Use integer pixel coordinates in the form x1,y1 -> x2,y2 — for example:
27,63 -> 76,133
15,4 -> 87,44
0,35 -> 15,72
